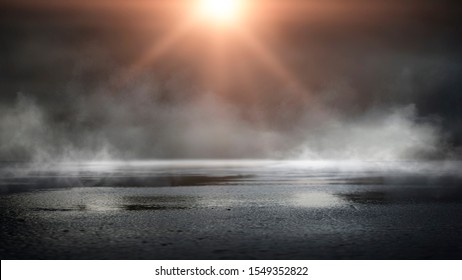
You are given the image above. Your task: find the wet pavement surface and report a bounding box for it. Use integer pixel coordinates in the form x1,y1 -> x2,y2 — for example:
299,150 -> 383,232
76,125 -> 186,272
1,160 -> 462,259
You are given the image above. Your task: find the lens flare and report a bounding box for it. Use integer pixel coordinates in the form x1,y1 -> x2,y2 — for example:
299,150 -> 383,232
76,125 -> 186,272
198,0 -> 241,24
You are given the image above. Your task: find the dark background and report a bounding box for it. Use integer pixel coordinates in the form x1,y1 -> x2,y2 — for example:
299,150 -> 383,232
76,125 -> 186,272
1,0 -> 461,160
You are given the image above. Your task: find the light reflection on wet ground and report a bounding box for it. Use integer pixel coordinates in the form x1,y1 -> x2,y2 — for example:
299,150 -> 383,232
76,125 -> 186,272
1,160 -> 462,259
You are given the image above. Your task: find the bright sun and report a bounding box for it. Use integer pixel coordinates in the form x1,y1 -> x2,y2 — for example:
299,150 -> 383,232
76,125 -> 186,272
198,0 -> 241,24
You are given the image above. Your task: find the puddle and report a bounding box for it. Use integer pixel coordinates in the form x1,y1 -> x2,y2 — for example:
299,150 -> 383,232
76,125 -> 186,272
119,195 -> 198,211
336,187 -> 462,204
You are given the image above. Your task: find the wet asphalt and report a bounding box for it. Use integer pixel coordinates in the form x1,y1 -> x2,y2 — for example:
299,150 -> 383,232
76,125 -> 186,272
1,160 -> 462,259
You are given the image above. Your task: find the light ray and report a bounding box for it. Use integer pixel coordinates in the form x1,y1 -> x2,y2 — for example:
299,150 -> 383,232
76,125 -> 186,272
110,18 -> 197,88
109,0 -> 308,95
236,28 -> 307,95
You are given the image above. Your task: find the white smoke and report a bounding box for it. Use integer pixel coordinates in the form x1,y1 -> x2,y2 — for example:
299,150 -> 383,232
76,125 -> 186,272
0,91 -> 447,162
293,104 -> 444,160
0,93 -> 114,162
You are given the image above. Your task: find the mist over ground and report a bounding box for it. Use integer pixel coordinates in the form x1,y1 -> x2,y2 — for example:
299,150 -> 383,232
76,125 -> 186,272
1,0 -> 461,162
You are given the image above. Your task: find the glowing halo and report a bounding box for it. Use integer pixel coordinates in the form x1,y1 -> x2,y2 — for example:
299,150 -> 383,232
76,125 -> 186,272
110,0 -> 306,97
197,0 -> 242,24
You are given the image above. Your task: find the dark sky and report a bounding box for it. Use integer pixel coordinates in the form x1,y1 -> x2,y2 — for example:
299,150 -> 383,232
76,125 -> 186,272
1,0 -> 461,161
